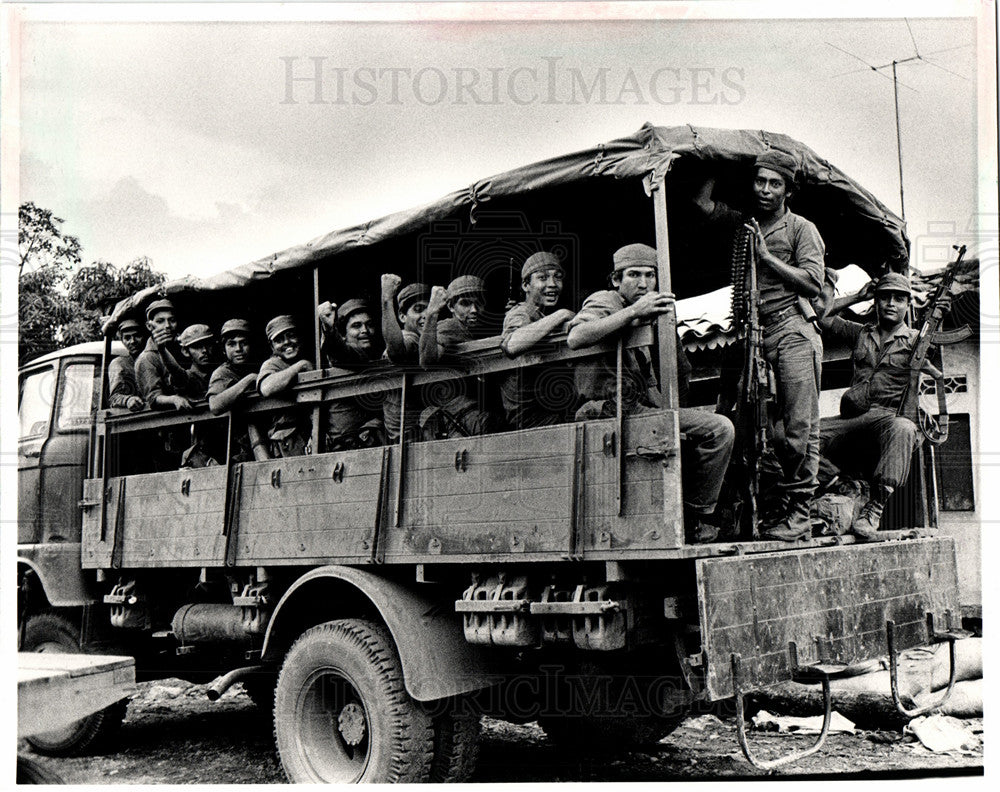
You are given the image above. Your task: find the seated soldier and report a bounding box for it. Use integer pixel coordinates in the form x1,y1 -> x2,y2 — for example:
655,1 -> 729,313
176,323 -> 217,401
316,298 -> 386,450
500,251 -> 577,428
108,317 -> 145,412
257,314 -> 314,458
816,272 -> 948,540
418,275 -> 495,438
567,243 -> 735,543
208,319 -> 269,462
380,275 -> 431,443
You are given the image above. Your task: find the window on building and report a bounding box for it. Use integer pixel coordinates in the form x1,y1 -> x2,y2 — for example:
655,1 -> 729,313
934,413 -> 975,512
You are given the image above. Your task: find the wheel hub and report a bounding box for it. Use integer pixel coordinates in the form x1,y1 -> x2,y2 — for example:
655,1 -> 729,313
337,702 -> 366,746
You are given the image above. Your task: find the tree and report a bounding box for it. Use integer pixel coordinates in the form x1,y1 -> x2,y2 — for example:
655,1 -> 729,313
18,202 -> 82,277
18,203 -> 166,362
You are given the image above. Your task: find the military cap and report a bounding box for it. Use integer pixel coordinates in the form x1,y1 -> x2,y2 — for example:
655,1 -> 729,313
447,275 -> 486,300
753,150 -> 798,186
337,298 -> 372,326
612,243 -> 658,272
178,323 -> 214,348
874,272 -> 912,296
117,318 -> 142,335
265,314 -> 297,341
522,251 -> 564,282
145,298 -> 176,320
397,283 -> 431,314
220,319 -> 252,338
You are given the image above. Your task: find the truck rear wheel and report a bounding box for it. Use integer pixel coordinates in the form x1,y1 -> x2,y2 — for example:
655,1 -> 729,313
21,612 -> 129,757
429,703 -> 480,782
273,619 -> 434,783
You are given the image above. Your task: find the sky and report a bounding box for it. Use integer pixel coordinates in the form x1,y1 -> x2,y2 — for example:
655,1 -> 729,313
10,3 -> 990,282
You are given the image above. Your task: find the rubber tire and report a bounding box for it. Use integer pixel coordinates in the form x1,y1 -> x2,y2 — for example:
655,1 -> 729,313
21,612 -> 129,757
16,755 -> 65,784
273,619 -> 434,783
429,703 -> 481,783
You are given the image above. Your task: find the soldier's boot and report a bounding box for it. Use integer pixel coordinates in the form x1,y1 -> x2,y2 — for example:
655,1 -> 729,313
760,497 -> 811,542
684,508 -> 720,544
852,486 -> 891,542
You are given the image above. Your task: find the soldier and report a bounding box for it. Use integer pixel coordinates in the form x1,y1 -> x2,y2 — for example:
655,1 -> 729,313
135,299 -> 192,411
500,251 -> 577,428
419,275 -> 494,438
257,315 -> 313,458
108,318 -> 145,411
380,275 -> 431,442
208,319 -> 269,462
317,298 -> 386,450
176,323 -> 216,401
567,243 -> 735,543
693,150 -> 825,541
816,272 -> 948,540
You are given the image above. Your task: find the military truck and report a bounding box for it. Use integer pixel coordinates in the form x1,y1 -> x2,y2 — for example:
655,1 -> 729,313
17,124 -> 966,781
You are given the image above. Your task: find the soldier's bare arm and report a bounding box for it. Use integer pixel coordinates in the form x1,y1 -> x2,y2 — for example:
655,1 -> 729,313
567,293 -> 671,349
418,285 -> 448,367
380,274 -> 408,363
503,308 -> 575,357
208,373 -> 258,415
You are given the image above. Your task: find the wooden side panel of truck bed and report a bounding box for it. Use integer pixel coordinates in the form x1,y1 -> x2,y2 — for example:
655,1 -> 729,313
81,412 -> 683,568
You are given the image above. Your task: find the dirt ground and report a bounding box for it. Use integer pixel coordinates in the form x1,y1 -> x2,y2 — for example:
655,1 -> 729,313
19,679 -> 984,783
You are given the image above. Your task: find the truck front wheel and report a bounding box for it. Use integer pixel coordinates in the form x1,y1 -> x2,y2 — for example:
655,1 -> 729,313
273,619 -> 434,783
21,612 -> 129,757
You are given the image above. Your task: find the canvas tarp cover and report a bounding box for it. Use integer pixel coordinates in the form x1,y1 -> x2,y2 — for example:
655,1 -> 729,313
106,122 -> 909,331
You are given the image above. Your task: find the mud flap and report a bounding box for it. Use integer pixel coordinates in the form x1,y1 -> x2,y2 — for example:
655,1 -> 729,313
696,538 -> 960,700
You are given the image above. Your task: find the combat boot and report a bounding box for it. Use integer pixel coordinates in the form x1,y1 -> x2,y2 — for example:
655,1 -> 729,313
760,498 -> 811,542
684,508 -> 720,544
852,500 -> 885,541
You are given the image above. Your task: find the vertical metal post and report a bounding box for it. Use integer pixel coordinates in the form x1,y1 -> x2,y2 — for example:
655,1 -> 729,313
394,373 -> 408,527
90,333 -> 113,478
311,267 -> 322,454
615,339 -> 625,516
650,175 -> 678,410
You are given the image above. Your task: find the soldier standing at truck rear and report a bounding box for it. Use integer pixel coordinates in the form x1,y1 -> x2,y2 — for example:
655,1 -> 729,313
693,150 -> 825,541
500,251 -> 577,428
108,318 -> 145,412
567,243 -> 735,543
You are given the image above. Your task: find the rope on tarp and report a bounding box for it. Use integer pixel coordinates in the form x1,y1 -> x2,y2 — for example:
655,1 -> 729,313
468,180 -> 492,226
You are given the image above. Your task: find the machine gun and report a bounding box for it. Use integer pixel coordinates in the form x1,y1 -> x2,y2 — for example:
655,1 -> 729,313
722,223 -> 775,537
897,244 -> 973,444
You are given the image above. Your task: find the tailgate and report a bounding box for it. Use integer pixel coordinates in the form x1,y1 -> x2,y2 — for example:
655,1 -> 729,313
696,538 -> 960,700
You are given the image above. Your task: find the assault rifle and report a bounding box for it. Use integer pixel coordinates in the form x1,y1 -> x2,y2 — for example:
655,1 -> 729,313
897,244 -> 973,444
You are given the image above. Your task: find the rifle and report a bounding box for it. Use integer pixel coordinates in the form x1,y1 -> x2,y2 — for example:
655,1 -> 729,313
897,245 -> 972,444
724,223 -> 774,537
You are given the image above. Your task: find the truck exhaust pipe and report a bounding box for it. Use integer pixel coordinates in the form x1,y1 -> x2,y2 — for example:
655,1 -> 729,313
206,665 -> 266,701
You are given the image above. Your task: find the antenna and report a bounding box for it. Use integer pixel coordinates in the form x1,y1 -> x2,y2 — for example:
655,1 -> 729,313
827,20 -> 971,222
